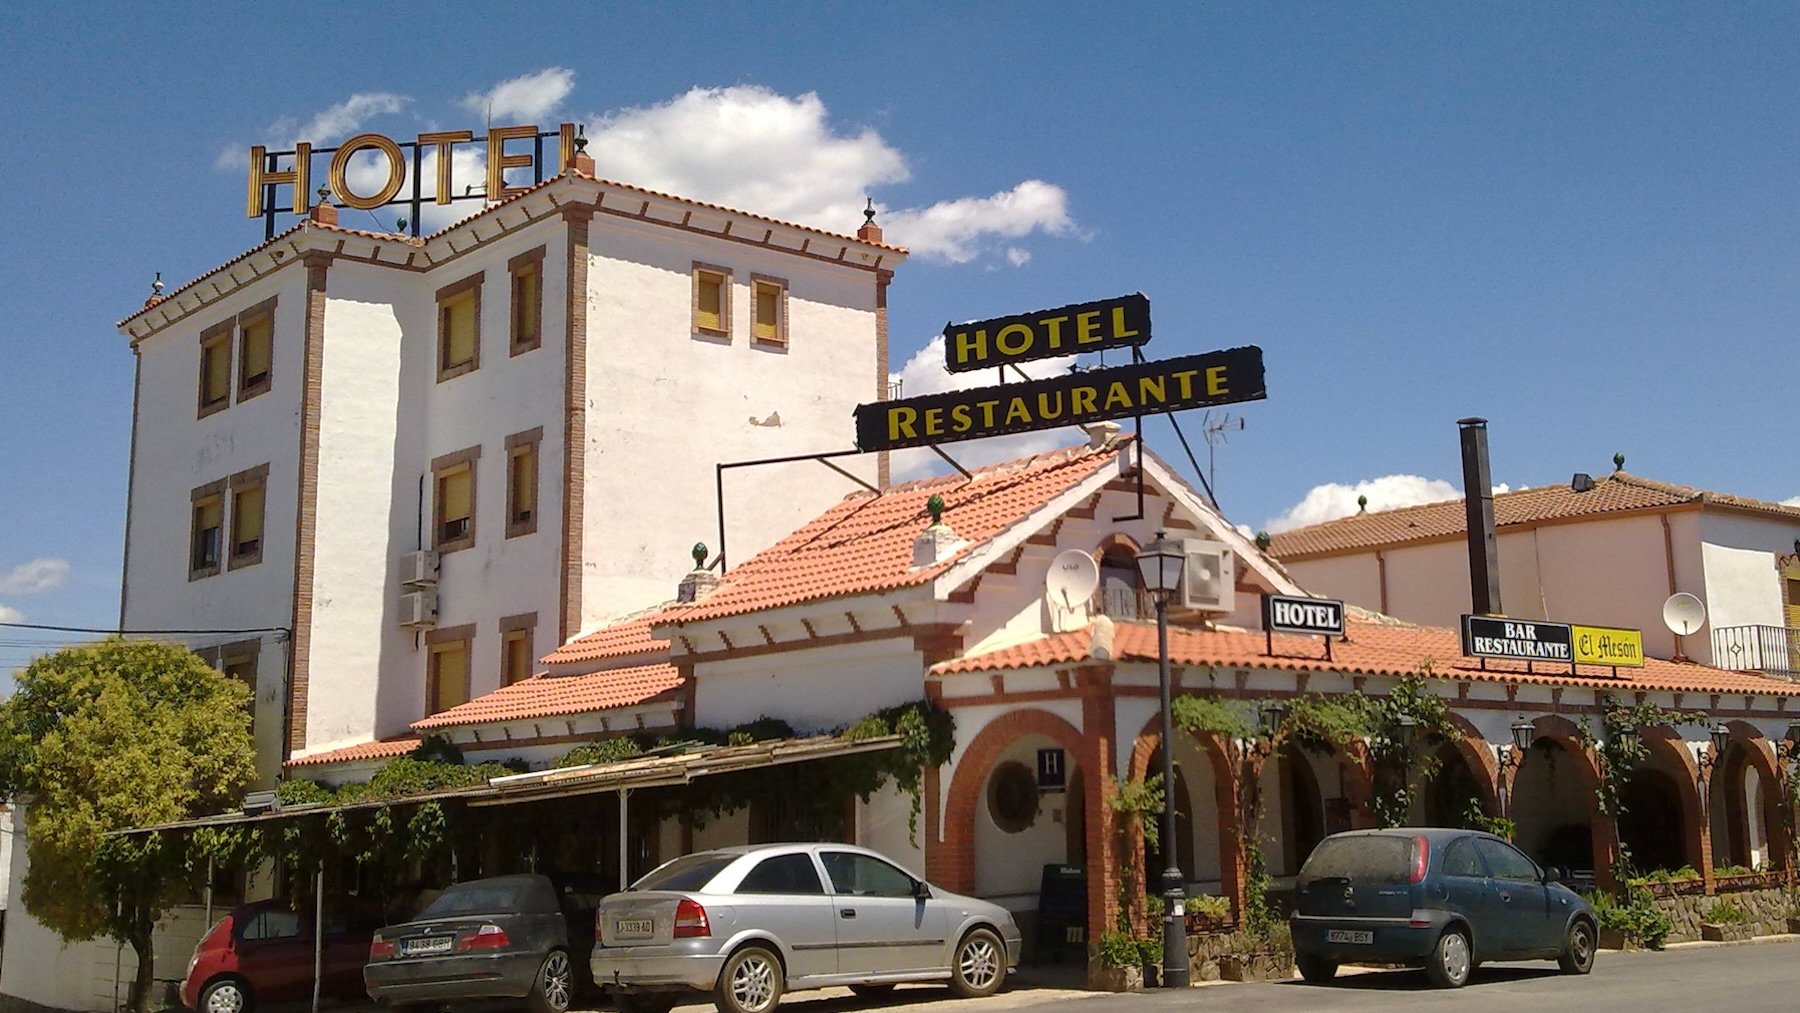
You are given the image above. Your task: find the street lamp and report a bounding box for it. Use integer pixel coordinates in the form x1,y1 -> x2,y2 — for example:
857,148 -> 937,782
1135,532 -> 1188,989
1612,723 -> 1640,756
1261,701 -> 1288,738
1498,717 -> 1534,820
1510,718 -> 1534,753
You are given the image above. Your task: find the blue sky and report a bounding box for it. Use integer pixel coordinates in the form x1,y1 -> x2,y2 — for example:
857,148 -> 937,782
2,2 -> 1797,674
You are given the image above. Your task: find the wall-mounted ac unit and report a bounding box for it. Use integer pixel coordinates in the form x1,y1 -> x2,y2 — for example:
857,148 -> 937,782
399,589 -> 439,629
1180,539 -> 1235,613
400,549 -> 439,586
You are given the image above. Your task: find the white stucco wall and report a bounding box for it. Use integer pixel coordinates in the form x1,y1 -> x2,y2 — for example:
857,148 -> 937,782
693,637 -> 924,733
581,222 -> 882,626
1700,511 -> 1798,641
972,733 -> 1082,909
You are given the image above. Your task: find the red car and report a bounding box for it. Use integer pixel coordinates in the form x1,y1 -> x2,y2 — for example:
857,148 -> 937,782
181,899 -> 378,1013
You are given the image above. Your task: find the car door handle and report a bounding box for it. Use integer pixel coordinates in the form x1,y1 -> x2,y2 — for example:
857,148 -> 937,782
841,909 -> 857,919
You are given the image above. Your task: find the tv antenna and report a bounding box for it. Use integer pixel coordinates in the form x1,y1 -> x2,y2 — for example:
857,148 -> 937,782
1203,411 -> 1246,500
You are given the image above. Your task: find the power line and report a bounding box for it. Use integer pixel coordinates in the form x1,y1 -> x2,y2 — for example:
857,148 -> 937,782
0,622 -> 290,638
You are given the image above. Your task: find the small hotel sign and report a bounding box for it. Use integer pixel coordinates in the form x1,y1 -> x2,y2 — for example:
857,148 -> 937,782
1461,616 -> 1573,662
1263,595 -> 1346,637
944,293 -> 1152,373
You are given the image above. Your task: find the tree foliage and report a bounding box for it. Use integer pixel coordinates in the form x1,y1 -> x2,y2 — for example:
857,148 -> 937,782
0,638 -> 256,1013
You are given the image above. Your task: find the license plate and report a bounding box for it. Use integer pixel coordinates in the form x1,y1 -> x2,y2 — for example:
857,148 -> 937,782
1326,929 -> 1373,944
401,935 -> 453,956
615,918 -> 654,937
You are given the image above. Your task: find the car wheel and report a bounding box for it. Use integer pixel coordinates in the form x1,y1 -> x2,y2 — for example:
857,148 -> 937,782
948,928 -> 1007,998
714,945 -> 784,1013
200,978 -> 253,1013
1424,928 -> 1472,988
527,950 -> 574,1013
1296,953 -> 1338,983
616,993 -> 678,1013
848,984 -> 897,997
1558,918 -> 1597,975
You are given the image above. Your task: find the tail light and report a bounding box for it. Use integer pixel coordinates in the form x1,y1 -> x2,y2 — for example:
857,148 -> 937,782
369,938 -> 395,960
673,898 -> 711,938
1410,836 -> 1431,884
458,924 -> 510,951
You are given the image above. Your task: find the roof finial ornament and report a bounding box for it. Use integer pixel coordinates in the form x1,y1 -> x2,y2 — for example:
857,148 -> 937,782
574,124 -> 588,155
691,542 -> 708,569
1357,494 -> 1368,514
151,272 -> 163,297
1613,452 -> 1625,473
317,184 -> 332,206
864,197 -> 877,227
926,494 -> 945,525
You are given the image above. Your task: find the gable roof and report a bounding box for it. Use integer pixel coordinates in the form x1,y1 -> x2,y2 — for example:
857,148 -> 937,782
410,661 -> 683,732
1269,472 -> 1800,560
541,612 -> 670,666
931,618 -> 1795,696
288,735 -> 421,769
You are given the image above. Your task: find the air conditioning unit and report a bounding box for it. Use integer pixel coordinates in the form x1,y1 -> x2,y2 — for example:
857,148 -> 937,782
1180,539 -> 1236,614
400,549 -> 439,586
241,789 -> 278,815
399,589 -> 439,629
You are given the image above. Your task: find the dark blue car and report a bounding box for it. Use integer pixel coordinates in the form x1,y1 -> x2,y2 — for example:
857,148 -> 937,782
1290,828 -> 1597,988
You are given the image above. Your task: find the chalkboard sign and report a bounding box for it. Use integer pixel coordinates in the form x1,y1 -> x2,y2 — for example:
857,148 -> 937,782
1034,863 -> 1087,961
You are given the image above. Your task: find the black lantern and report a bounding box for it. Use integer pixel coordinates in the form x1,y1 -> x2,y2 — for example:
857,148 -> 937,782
1612,723 -> 1640,755
1134,532 -> 1186,602
1709,724 -> 1731,757
1510,717 -> 1534,753
1261,701 -> 1288,737
1396,713 -> 1419,735
1786,719 -> 1800,747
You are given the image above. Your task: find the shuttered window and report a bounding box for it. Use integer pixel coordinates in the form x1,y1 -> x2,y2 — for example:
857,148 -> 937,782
428,639 -> 471,715
503,629 -> 532,686
191,494 -> 223,577
751,276 -> 787,346
436,274 -> 482,381
231,484 -> 264,563
199,331 -> 232,415
238,306 -> 273,399
432,447 -> 480,553
692,264 -> 730,337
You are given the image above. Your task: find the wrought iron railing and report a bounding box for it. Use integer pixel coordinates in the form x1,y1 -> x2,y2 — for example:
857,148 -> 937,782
1710,625 -> 1800,680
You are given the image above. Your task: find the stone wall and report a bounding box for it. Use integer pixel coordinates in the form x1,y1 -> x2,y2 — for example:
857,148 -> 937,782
1650,885 -> 1789,942
1188,925 -> 1294,982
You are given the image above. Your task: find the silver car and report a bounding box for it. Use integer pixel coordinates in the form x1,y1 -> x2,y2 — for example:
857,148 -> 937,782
592,843 -> 1022,1013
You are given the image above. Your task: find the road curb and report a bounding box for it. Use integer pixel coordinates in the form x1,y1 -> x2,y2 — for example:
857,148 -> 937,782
1602,931 -> 1799,953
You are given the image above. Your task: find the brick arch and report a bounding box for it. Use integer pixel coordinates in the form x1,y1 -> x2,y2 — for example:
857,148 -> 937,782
1635,725 -> 1707,876
1717,722 -> 1791,874
1441,712 -> 1501,813
1128,716 -> 1243,920
936,708 -> 1088,897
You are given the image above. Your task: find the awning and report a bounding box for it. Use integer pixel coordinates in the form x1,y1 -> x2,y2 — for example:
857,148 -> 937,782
110,733 -> 902,836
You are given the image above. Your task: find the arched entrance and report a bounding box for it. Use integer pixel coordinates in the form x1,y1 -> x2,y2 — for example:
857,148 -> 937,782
1708,730 -> 1783,872
1617,768 -> 1689,871
1260,742 -> 1326,877
1511,737 -> 1598,874
1419,741 -> 1491,828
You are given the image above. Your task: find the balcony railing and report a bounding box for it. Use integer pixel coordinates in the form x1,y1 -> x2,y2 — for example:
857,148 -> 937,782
1710,625 -> 1800,680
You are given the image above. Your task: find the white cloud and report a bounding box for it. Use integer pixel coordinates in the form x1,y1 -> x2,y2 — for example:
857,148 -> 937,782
586,86 -> 1074,265
0,604 -> 21,624
885,336 -> 1082,481
1783,495 -> 1800,507
1265,475 -> 1461,532
461,67 -> 575,122
1005,247 -> 1032,267
220,91 -> 412,170
0,558 -> 68,596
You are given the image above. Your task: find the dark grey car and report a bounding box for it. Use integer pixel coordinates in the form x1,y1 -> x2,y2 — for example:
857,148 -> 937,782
364,874 -> 582,1013
1290,828 -> 1598,988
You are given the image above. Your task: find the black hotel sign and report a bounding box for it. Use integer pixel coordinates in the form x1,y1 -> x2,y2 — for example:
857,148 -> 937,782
944,293 -> 1151,373
855,346 -> 1266,453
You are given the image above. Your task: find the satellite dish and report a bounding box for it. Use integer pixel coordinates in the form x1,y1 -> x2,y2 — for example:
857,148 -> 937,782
1662,593 -> 1707,636
1047,550 -> 1101,613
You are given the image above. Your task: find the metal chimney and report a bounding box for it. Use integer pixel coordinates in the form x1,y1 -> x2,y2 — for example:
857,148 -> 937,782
1458,418 -> 1503,616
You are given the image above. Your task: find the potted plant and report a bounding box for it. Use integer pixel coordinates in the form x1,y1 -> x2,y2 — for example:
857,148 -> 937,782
1184,892 -> 1233,934
1093,930 -> 1152,992
1700,898 -> 1754,942
1785,890 -> 1800,935
1586,887 -> 1671,951
1219,923 -> 1295,982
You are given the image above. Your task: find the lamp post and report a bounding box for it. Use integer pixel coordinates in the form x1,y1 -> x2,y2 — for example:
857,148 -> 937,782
1135,532 -> 1188,989
1498,717 -> 1534,820
1698,724 -> 1731,818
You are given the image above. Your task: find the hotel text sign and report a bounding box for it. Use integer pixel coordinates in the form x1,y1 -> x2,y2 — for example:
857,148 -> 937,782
1460,616 -> 1573,662
246,123 -> 578,236
945,293 -> 1152,373
855,346 -> 1266,452
1263,595 -> 1346,637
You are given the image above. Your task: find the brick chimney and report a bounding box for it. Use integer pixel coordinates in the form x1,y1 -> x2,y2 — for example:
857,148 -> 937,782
308,198 -> 338,227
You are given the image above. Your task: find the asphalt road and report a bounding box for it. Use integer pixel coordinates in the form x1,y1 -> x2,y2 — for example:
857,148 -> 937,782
685,937 -> 1800,1013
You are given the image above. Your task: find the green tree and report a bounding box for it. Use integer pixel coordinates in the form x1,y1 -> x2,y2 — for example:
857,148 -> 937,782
0,638 -> 255,1013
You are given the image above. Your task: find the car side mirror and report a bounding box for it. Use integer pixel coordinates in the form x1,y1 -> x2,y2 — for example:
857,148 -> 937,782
913,880 -> 932,900
1543,867 -> 1561,884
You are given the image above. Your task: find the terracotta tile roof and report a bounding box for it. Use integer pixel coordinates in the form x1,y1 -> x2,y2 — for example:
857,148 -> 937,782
663,440 -> 1128,625
1268,472 -> 1800,559
542,613 -> 670,666
287,736 -> 421,768
410,662 -> 684,731
932,619 -> 1797,696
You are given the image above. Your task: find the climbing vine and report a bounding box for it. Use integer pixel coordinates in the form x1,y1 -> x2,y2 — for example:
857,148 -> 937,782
1362,674 -> 1460,829
1581,694 -> 1708,880
1098,774 -> 1165,969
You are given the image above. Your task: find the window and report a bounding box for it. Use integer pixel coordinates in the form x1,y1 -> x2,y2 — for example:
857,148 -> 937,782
190,480 -> 226,579
1440,838 -> 1483,878
220,640 -> 259,734
692,263 -> 731,338
737,854 -> 826,895
432,446 -> 480,553
986,760 -> 1039,833
436,273 -> 482,381
426,626 -> 474,716
505,427 -> 542,538
237,297 -> 275,400
819,851 -> 916,898
239,908 -> 303,941
509,247 -> 545,355
1098,549 -> 1143,620
198,324 -> 233,417
750,275 -> 787,347
500,612 -> 536,686
228,464 -> 268,570
1475,838 -> 1541,882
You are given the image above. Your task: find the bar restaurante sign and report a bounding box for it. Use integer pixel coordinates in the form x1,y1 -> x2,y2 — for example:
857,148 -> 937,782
944,293 -> 1151,373
855,346 -> 1266,453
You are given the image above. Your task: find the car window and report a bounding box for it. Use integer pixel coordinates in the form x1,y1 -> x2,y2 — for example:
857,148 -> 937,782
421,878 -> 557,917
240,908 -> 302,941
1440,838 -> 1484,878
1298,835 -> 1412,884
820,852 -> 916,898
1476,838 -> 1540,882
737,854 -> 826,895
633,853 -> 737,892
